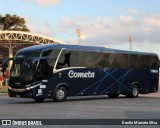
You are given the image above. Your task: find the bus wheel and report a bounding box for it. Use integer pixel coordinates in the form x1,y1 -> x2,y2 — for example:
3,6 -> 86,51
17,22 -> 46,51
126,85 -> 139,98
108,94 -> 119,98
33,98 -> 45,102
53,87 -> 68,102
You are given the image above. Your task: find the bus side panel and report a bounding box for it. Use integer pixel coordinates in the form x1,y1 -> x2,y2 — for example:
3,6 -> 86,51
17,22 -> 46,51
125,68 -> 150,94
53,68 -> 134,96
59,68 -> 104,96
97,68 -> 150,95
95,68 -> 131,95
46,67 -> 158,97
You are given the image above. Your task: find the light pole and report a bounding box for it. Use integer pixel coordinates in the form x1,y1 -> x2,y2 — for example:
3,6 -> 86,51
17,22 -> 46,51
128,35 -> 133,51
76,29 -> 81,45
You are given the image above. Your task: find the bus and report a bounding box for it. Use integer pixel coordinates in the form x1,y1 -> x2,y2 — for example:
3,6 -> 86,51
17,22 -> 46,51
4,44 -> 159,102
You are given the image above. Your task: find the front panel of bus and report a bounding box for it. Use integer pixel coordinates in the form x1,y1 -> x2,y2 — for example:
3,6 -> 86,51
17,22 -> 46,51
8,49 -> 60,98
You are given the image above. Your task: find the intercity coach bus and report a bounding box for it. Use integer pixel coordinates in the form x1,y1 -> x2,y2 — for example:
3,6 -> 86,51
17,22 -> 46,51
3,44 -> 159,102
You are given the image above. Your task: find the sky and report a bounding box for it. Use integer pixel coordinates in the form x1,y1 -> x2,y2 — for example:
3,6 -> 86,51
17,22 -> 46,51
0,0 -> 160,55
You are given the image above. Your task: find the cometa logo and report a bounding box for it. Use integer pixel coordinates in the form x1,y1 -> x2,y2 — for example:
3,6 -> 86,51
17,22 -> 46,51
68,70 -> 95,78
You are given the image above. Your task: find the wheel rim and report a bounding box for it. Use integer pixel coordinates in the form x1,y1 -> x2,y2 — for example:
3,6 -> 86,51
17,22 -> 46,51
56,89 -> 65,100
132,87 -> 138,96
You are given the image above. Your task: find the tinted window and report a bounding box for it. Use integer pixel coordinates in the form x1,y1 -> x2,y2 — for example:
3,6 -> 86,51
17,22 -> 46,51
149,56 -> 158,68
130,55 -> 140,68
57,50 -> 104,68
78,51 -> 99,67
57,50 -> 73,69
78,52 -> 110,68
57,50 -> 110,68
56,50 -> 158,69
129,54 -> 158,68
70,51 -> 79,67
139,55 -> 150,68
95,53 -> 110,67
39,49 -> 60,77
110,53 -> 129,68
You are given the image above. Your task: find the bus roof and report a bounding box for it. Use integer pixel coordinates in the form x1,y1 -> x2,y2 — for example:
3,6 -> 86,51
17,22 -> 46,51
18,44 -> 158,56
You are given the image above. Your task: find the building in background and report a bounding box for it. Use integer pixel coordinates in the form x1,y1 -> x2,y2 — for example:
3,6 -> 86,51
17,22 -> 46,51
0,31 -> 63,68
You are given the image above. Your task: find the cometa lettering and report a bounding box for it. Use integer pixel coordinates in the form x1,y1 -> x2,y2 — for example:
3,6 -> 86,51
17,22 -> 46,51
68,70 -> 95,78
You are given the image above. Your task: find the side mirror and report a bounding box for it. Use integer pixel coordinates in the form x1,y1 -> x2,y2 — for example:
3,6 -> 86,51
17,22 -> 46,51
2,58 -> 13,69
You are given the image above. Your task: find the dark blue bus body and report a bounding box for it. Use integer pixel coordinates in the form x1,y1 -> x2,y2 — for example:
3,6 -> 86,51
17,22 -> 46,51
7,44 -> 159,102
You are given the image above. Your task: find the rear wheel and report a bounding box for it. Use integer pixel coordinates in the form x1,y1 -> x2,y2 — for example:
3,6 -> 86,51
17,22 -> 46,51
33,98 -> 45,102
108,93 -> 119,98
53,87 -> 68,102
126,85 -> 139,98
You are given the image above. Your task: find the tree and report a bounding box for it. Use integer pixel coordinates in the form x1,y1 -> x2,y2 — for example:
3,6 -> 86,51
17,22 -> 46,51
0,14 -> 30,32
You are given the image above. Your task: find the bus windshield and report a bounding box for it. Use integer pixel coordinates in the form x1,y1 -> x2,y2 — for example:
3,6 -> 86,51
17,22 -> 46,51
10,53 -> 40,83
9,49 -> 60,83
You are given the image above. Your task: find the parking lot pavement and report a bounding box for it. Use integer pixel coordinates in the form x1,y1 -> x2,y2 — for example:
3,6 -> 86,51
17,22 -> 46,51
0,91 -> 160,128
0,90 -> 160,119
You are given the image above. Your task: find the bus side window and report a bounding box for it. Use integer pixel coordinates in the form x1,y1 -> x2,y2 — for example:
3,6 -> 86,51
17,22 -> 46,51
57,50 -> 71,69
85,52 -> 98,68
150,56 -> 158,68
109,54 -> 130,68
70,51 -> 79,67
41,49 -> 60,76
96,53 -> 110,67
77,51 -> 87,67
78,51 -> 99,68
130,55 -> 140,68
110,54 -> 118,68
139,55 -> 149,68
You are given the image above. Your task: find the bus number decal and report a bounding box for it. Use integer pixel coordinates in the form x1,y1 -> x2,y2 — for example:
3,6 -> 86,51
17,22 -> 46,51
151,70 -> 158,74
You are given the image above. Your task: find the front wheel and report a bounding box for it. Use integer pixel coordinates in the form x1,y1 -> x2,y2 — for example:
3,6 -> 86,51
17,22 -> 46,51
53,87 -> 68,102
126,85 -> 139,98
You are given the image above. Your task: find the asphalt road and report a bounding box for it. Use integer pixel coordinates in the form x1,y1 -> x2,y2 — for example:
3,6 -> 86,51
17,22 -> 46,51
0,92 -> 160,128
0,91 -> 160,120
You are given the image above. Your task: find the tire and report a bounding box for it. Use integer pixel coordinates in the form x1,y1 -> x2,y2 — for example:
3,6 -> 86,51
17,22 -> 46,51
33,98 -> 45,102
108,93 -> 119,98
126,85 -> 139,98
53,87 -> 68,102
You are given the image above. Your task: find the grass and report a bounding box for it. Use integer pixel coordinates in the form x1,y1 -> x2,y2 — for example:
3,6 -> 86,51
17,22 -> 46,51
0,86 -> 8,93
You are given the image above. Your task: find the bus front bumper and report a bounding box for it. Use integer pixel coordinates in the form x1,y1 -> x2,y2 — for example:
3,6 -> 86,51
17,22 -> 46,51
8,83 -> 42,93
8,83 -> 42,98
